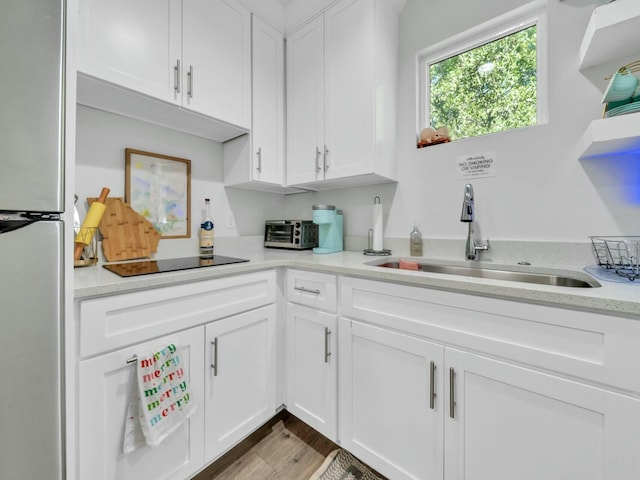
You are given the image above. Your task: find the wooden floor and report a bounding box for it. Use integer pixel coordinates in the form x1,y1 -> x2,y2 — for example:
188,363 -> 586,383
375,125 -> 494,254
191,411 -> 340,480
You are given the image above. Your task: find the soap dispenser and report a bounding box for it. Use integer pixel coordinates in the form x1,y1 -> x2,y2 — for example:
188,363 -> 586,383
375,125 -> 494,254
410,226 -> 423,257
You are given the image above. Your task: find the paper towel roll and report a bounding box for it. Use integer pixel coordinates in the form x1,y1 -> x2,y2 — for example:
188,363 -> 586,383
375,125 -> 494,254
372,202 -> 383,251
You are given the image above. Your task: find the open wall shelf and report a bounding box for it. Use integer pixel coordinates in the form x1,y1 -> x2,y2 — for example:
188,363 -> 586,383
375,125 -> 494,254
578,0 -> 640,159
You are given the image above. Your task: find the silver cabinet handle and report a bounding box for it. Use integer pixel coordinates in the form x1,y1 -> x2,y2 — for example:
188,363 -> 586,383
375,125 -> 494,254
256,147 -> 262,173
294,286 -> 321,295
174,59 -> 181,94
429,361 -> 436,410
449,367 -> 456,419
323,145 -> 329,171
315,147 -> 322,172
324,327 -> 332,363
126,355 -> 137,365
187,65 -> 194,98
211,338 -> 218,376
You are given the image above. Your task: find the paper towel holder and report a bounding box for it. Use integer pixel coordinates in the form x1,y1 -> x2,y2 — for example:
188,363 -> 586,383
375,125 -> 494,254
364,196 -> 392,256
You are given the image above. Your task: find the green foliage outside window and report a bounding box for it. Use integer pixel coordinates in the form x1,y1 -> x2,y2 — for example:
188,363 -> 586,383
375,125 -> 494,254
429,25 -> 537,141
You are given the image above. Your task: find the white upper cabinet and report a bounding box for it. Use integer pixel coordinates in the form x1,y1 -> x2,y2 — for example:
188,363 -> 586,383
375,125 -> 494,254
77,0 -> 251,141
224,15 -> 300,193
250,15 -> 285,185
182,0 -> 251,129
286,15 -> 326,186
77,0 -> 182,106
286,0 -> 399,190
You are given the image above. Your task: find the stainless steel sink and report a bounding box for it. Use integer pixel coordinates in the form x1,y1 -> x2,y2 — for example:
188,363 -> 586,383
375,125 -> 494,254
367,260 -> 601,288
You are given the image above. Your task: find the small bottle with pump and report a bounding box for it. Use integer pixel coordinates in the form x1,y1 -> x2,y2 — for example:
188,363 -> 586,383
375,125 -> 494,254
200,198 -> 214,258
410,226 -> 423,257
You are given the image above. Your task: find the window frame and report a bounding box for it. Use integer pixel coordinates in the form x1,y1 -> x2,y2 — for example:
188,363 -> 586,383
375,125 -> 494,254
416,0 -> 548,142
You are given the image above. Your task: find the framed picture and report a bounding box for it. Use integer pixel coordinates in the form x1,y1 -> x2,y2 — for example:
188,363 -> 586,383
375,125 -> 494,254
125,148 -> 191,239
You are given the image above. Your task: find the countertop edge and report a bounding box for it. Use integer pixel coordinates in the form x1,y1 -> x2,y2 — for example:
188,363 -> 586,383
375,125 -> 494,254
74,253 -> 640,319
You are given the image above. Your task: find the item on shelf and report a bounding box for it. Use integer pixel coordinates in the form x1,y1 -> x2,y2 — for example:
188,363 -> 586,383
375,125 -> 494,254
363,197 -> 392,256
417,126 -> 451,148
604,100 -> 640,117
313,205 -> 343,254
602,67 -> 639,104
601,61 -> 640,117
590,236 -> 640,281
88,197 -> 160,262
409,226 -> 423,257
200,198 -> 214,257
74,187 -> 109,261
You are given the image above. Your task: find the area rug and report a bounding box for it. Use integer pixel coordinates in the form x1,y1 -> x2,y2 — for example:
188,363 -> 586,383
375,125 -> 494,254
309,449 -> 384,480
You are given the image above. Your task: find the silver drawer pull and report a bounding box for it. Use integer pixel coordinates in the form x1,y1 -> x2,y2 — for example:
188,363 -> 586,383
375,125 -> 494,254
174,59 -> 181,94
429,361 -> 436,410
294,286 -> 321,295
315,147 -> 322,172
324,327 -> 332,363
187,65 -> 194,98
449,367 -> 456,419
256,147 -> 262,172
211,338 -> 218,376
126,355 -> 137,365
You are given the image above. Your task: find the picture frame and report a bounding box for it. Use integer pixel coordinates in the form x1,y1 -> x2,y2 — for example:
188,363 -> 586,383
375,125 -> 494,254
125,148 -> 191,239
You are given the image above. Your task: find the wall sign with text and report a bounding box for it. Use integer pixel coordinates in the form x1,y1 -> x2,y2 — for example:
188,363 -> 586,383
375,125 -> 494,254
456,152 -> 497,179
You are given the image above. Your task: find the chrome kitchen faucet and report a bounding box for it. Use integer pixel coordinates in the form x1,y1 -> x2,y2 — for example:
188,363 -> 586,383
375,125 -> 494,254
460,183 -> 490,260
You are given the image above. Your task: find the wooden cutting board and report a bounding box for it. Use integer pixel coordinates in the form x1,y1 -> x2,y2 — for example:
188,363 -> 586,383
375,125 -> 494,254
87,197 -> 160,261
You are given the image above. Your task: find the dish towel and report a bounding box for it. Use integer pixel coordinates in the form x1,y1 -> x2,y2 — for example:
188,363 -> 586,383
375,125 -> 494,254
123,343 -> 196,454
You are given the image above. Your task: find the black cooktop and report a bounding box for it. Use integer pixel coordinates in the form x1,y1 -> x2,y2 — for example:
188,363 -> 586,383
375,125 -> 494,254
103,255 -> 250,278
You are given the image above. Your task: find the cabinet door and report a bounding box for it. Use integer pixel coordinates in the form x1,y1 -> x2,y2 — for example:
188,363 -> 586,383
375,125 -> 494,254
182,0 -> 251,128
339,319 -> 444,480
77,0 -> 182,105
251,16 -> 285,185
286,303 -> 337,440
286,15 -> 325,185
204,305 -> 277,461
324,0 -> 375,180
78,327 -> 205,480
445,348 -> 640,480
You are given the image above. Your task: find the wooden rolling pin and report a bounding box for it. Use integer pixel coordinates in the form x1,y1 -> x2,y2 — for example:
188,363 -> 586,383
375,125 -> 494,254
74,187 -> 110,260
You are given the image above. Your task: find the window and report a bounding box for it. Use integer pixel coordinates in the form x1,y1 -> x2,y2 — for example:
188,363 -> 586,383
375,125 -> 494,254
418,1 -> 547,143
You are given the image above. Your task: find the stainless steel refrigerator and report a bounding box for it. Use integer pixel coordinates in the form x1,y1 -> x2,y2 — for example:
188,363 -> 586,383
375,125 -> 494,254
0,0 -> 66,478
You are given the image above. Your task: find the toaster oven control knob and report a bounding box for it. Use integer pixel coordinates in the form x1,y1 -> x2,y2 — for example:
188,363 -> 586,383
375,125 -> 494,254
294,230 -> 300,236
294,238 -> 300,244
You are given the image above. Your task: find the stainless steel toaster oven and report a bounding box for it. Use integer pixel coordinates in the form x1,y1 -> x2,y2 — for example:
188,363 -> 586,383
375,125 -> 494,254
264,220 -> 318,249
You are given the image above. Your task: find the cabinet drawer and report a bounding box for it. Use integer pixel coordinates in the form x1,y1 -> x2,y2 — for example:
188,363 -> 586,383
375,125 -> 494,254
286,269 -> 337,313
341,276 -> 640,394
78,270 -> 276,358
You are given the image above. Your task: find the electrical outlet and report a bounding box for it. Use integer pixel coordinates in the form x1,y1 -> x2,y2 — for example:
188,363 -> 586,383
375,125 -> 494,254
226,212 -> 235,229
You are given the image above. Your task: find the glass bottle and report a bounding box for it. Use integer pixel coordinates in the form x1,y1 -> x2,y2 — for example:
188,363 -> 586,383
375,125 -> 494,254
200,198 -> 214,257
410,226 -> 423,257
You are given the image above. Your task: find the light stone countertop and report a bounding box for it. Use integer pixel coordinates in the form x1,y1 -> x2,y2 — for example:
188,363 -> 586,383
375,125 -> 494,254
74,242 -> 640,319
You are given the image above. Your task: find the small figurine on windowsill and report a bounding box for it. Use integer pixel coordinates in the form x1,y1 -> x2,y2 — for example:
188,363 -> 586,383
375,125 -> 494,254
417,126 -> 451,148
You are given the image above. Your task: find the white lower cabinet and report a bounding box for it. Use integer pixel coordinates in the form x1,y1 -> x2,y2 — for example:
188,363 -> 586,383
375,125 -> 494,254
445,347 -> 640,480
340,319 -> 640,480
286,303 -> 337,441
339,319 -> 444,480
75,271 -> 277,480
78,327 -> 205,480
339,276 -> 640,480
204,304 -> 277,462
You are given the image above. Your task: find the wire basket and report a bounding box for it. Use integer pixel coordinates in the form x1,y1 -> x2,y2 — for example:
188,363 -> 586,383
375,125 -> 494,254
590,236 -> 640,281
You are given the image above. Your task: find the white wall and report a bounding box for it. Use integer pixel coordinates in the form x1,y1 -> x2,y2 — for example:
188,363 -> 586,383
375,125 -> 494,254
75,105 -> 285,258
283,0 -> 640,243
75,0 -> 640,258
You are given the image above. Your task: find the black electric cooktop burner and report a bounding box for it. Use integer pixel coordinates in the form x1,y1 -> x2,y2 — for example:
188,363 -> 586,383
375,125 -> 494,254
103,255 -> 250,278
